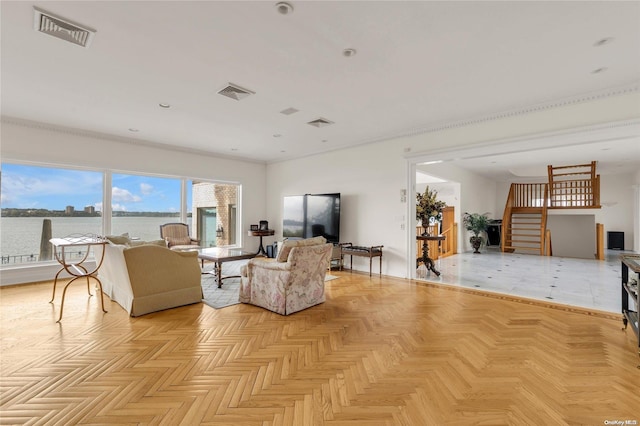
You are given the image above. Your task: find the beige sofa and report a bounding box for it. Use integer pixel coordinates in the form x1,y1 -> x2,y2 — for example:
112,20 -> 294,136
239,236 -> 332,315
96,242 -> 203,317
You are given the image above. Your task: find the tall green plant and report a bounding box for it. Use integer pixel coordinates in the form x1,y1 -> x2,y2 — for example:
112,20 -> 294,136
462,212 -> 490,238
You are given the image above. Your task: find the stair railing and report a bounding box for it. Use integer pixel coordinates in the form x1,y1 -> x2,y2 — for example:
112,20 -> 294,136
501,184 -> 514,252
540,183 -> 549,255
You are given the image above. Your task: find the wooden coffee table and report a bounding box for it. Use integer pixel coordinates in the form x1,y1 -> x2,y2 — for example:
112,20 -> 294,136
197,247 -> 255,288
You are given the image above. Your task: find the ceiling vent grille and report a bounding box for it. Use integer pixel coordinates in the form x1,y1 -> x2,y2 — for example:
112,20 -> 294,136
307,118 -> 334,128
217,83 -> 255,101
280,107 -> 299,115
33,7 -> 96,48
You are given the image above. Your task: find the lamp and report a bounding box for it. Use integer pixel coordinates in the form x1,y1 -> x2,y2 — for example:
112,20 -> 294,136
216,225 -> 224,238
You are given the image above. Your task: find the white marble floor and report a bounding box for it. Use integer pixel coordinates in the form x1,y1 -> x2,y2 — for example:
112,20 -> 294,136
420,248 -> 638,313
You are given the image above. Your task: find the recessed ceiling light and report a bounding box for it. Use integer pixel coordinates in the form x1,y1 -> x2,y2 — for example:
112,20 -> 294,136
230,148 -> 238,151
128,128 -> 139,132
593,37 -> 614,47
321,139 -> 328,143
275,2 -> 293,15
273,134 -> 282,138
159,103 -> 171,108
343,48 -> 357,57
591,67 -> 608,74
280,150 -> 286,153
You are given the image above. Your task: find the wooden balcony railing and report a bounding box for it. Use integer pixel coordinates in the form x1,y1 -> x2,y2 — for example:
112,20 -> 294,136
547,161 -> 601,208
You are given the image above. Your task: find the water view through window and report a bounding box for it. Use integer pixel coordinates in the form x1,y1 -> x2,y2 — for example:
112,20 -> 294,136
1,164 -> 103,264
1,163 -> 240,266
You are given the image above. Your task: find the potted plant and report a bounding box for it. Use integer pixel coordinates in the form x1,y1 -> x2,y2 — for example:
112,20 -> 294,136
463,212 -> 490,253
416,186 -> 447,235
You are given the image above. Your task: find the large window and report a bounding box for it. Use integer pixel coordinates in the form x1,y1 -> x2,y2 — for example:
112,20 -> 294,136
110,173 -> 186,241
1,162 -> 241,266
0,163 -> 102,264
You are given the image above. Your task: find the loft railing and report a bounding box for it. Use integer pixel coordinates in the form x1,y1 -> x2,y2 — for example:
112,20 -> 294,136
547,161 -> 601,208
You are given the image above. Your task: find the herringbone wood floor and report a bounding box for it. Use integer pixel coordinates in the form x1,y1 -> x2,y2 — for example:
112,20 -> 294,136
1,272 -> 639,425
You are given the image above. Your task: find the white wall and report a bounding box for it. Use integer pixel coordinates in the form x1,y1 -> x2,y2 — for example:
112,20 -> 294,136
266,142 -> 408,277
415,162 -> 497,253
1,120 -> 267,284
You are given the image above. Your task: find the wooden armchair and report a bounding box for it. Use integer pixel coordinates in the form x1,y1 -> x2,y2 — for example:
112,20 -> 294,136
159,222 -> 201,250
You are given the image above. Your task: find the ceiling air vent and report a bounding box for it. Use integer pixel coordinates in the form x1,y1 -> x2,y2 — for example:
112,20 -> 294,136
217,83 -> 255,101
307,118 -> 334,128
33,7 -> 96,48
280,107 -> 299,115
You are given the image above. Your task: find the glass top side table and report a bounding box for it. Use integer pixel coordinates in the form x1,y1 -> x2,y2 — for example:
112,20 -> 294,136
49,234 -> 108,322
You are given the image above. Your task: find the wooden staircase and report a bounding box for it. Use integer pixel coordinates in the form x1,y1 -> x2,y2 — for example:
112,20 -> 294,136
501,162 -> 601,256
501,183 -> 549,255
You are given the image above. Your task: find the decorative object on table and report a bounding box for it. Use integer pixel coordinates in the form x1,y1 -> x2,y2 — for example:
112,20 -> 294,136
416,186 -> 447,235
250,224 -> 259,231
463,212 -> 490,253
259,220 -> 269,231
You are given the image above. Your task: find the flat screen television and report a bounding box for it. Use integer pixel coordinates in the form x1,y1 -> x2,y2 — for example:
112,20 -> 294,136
283,193 -> 340,244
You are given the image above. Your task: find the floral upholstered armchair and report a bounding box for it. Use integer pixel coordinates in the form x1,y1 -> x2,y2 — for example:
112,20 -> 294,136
239,236 -> 332,315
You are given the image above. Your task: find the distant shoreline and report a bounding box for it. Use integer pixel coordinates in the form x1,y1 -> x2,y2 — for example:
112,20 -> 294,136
1,208 -> 189,218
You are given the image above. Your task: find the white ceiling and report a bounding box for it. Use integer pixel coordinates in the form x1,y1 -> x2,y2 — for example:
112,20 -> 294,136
1,1 -> 639,176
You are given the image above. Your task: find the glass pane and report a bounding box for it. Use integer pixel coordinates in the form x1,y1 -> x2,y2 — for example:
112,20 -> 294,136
192,182 -> 238,247
110,174 -> 184,241
1,163 -> 103,265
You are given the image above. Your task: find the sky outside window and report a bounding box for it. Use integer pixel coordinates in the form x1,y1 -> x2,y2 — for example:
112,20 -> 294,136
111,174 -> 181,213
1,163 -> 102,210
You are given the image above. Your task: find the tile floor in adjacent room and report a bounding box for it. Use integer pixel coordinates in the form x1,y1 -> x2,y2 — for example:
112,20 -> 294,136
422,248 -> 638,314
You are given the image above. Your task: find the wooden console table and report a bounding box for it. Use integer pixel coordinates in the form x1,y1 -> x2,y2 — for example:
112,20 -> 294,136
340,243 -> 383,277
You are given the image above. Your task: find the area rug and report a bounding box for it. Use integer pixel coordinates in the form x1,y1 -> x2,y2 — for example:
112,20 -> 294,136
201,260 -> 245,310
202,262 -> 341,310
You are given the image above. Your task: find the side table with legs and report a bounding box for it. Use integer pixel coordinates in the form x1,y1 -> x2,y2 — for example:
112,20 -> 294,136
416,235 -> 445,277
248,229 -> 275,257
49,235 -> 108,322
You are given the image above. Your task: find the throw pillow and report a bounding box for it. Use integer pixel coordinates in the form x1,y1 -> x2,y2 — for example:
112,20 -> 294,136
276,236 -> 326,262
106,235 -> 131,245
167,236 -> 192,246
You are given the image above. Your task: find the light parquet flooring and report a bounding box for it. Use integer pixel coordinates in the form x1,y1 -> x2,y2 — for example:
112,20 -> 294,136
1,273 -> 639,425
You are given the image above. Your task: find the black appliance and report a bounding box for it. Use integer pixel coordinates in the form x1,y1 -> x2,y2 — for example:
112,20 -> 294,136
608,231 -> 624,250
283,193 -> 341,244
487,219 -> 502,246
